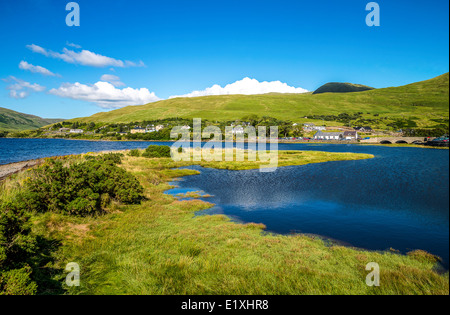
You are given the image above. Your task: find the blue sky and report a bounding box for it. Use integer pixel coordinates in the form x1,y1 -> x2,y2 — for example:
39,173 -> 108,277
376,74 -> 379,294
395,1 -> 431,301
0,0 -> 448,119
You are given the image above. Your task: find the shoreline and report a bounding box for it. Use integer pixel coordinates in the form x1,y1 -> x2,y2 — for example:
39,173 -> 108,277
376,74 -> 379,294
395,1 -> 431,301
3,136 -> 448,148
0,158 -> 46,182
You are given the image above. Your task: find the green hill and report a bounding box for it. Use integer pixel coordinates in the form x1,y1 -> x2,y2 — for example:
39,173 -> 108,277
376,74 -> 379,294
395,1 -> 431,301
0,107 -> 64,131
73,73 -> 449,127
313,82 -> 375,94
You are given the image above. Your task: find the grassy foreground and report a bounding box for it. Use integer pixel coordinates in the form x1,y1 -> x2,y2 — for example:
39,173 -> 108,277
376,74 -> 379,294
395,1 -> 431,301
6,150 -> 449,295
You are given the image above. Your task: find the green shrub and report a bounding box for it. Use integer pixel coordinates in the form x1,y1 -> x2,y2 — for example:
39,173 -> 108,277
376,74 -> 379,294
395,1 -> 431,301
85,153 -> 124,164
0,203 -> 38,295
104,153 -> 124,164
0,266 -> 37,295
142,145 -> 172,158
20,157 -> 144,216
0,203 -> 36,269
128,149 -> 141,157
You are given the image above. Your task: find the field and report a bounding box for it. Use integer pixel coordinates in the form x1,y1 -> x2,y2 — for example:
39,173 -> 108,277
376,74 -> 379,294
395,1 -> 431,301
2,150 -> 447,295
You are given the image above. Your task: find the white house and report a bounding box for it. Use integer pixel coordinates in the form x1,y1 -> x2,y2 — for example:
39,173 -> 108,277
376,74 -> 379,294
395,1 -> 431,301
314,131 -> 344,141
70,129 -> 84,134
232,126 -> 245,135
303,123 -> 326,132
343,131 -> 359,140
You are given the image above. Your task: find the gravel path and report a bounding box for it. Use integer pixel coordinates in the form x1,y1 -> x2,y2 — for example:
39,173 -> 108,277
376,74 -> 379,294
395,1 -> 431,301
0,159 -> 44,182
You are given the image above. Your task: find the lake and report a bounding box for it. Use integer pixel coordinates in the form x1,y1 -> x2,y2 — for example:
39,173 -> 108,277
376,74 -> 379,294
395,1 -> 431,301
1,138 -> 449,268
0,138 -> 176,165
167,143 -> 450,268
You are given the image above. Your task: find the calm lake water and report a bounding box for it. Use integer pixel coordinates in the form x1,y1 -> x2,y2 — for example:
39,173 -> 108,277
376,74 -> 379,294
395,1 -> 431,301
1,138 -> 449,268
0,138 -> 175,165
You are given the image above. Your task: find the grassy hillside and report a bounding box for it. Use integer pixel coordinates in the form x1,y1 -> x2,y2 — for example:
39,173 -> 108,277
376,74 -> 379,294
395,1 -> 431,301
73,73 -> 449,127
313,82 -> 375,94
0,107 -> 63,131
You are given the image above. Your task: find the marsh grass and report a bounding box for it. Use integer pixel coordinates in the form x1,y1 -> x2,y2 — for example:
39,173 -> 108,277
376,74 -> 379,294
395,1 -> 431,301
3,150 -> 449,295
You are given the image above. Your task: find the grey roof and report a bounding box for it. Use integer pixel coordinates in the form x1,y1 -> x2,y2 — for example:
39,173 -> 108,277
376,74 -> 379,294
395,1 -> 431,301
354,126 -> 372,131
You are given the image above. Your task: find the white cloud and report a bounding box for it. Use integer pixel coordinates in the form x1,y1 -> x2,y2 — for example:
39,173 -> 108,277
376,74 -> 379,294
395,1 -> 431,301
2,76 -> 46,99
26,44 -> 48,56
66,42 -> 82,49
19,61 -> 59,77
26,44 -> 145,68
169,77 -> 309,99
49,81 -> 160,108
100,74 -> 125,87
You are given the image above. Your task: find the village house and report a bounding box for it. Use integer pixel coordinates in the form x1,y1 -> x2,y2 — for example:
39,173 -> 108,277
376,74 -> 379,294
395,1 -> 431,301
146,125 -> 156,133
130,127 -> 146,134
70,129 -> 84,134
343,130 -> 359,140
144,125 -> 165,133
232,126 -> 245,135
303,123 -> 326,132
59,128 -> 71,133
314,131 -> 344,141
354,126 -> 373,133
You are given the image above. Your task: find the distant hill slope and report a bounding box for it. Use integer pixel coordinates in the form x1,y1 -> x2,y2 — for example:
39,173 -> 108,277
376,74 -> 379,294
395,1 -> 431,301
0,107 -> 64,131
73,73 -> 449,124
313,82 -> 375,94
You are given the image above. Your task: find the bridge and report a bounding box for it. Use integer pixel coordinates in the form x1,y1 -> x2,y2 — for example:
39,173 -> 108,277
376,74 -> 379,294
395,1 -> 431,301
360,137 -> 427,144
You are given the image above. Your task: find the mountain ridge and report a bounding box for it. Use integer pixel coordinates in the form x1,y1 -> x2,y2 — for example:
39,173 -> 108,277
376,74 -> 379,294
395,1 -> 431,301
313,82 -> 375,94
0,107 -> 64,131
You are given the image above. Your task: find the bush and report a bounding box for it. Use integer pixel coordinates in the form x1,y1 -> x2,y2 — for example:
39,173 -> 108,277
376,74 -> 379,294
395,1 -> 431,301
0,266 -> 37,295
0,203 -> 38,295
0,203 -> 36,269
85,153 -> 124,164
142,145 -> 172,158
20,157 -> 144,216
128,149 -> 141,157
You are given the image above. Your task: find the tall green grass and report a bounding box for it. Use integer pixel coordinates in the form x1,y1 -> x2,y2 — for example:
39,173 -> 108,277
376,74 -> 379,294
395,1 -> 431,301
24,151 -> 447,295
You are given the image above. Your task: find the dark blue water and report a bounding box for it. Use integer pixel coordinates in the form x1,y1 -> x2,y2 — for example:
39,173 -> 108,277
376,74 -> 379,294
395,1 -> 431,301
1,139 -> 449,268
167,144 -> 450,268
